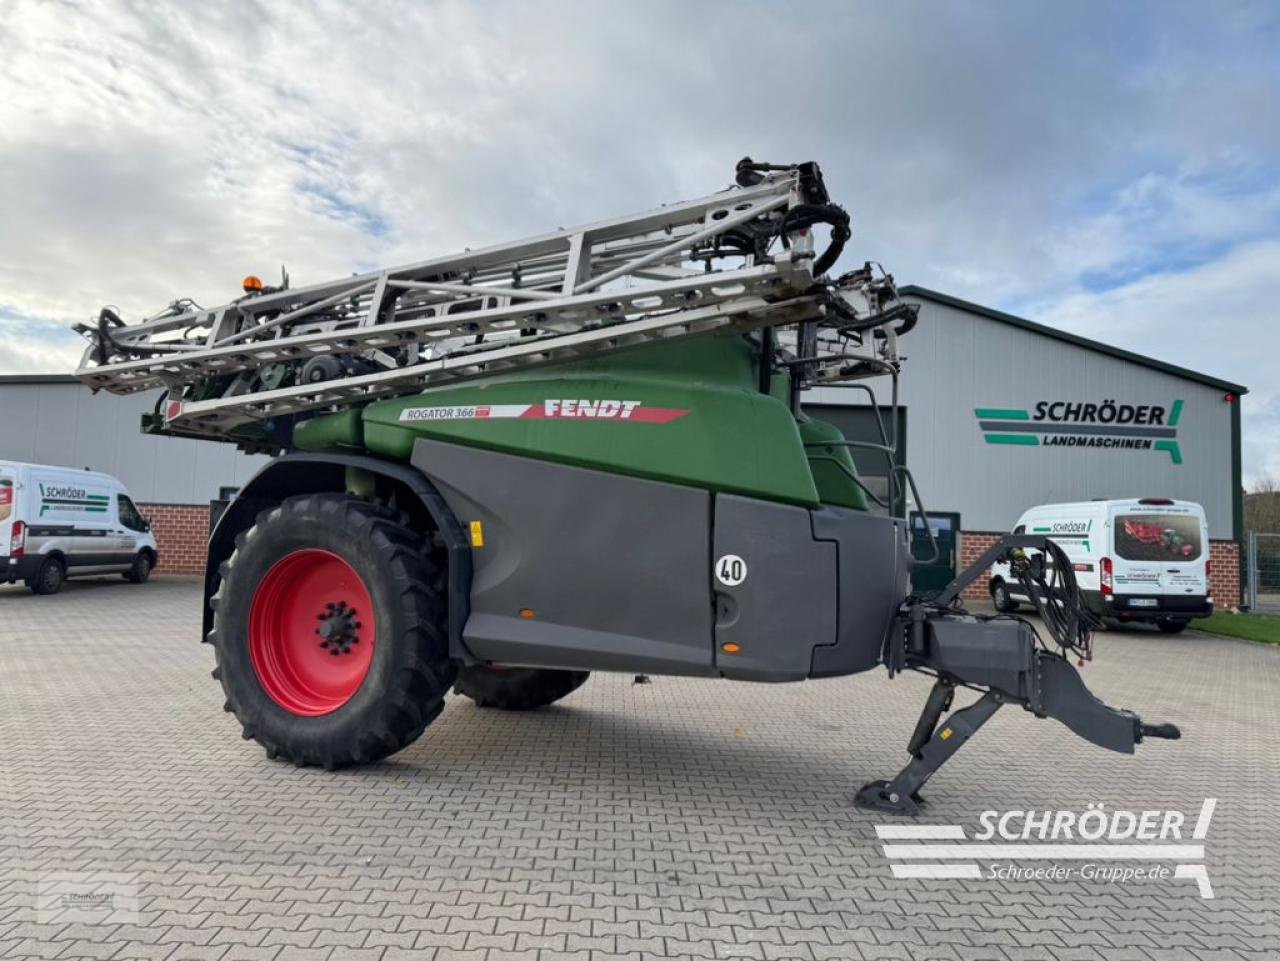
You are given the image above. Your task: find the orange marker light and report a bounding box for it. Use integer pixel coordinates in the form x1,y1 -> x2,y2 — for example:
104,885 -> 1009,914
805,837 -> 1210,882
519,608 -> 536,619
721,642 -> 741,654
243,275 -> 264,293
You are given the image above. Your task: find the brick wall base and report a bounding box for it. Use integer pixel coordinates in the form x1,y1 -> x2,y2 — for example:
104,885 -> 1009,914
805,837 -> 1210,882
139,503 -> 210,576
1209,540 -> 1240,609
958,531 -> 1004,602
958,531 -> 1241,608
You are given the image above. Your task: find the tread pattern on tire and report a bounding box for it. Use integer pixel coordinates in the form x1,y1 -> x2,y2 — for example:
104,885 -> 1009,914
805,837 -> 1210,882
453,666 -> 589,710
991,579 -> 1018,613
31,557 -> 64,595
208,493 -> 456,769
125,552 -> 152,583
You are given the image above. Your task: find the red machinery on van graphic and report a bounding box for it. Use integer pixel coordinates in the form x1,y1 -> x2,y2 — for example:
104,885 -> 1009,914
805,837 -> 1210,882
1121,519 -> 1195,558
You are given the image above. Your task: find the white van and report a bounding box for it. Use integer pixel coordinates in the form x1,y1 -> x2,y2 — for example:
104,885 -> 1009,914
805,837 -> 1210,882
0,461 -> 158,595
989,498 -> 1212,634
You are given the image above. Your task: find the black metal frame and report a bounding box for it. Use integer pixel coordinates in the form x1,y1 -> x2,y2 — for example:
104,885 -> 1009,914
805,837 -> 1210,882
857,685 -> 1005,815
859,532 -> 1184,815
792,359 -> 940,566
931,533 -> 1056,607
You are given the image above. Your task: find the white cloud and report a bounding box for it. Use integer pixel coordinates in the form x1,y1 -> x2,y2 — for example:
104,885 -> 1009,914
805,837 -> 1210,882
1037,164 -> 1280,286
1031,238 -> 1280,485
0,326 -> 84,374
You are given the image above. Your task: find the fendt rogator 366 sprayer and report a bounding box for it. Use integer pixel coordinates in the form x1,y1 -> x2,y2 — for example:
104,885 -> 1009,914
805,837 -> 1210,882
75,159 -> 1180,813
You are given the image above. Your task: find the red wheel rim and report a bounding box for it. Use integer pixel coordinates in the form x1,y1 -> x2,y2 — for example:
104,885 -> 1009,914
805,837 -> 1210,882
249,549 -> 376,716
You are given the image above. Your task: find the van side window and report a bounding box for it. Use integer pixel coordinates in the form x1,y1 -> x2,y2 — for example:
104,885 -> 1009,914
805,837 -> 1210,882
118,495 -> 147,532
1013,524 -> 1025,534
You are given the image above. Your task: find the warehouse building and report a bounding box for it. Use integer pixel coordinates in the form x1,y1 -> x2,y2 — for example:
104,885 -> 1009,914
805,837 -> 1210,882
806,287 -> 1246,604
0,375 -> 268,576
0,286 -> 1247,603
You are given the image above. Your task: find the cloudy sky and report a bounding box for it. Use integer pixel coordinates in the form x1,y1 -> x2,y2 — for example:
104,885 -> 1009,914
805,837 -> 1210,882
1,0 -> 1277,481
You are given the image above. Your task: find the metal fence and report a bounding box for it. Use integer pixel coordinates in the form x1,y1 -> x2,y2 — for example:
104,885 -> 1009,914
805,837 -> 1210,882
1246,532 -> 1280,612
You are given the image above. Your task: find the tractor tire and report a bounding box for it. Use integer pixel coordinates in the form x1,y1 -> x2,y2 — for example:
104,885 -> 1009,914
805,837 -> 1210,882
454,666 -> 589,710
990,578 -> 1018,613
29,557 -> 65,595
1157,619 -> 1189,634
208,493 -> 456,768
124,551 -> 153,584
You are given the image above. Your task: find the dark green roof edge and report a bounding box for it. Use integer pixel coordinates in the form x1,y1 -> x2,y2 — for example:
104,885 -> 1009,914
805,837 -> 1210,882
0,374 -> 80,384
900,285 -> 1249,395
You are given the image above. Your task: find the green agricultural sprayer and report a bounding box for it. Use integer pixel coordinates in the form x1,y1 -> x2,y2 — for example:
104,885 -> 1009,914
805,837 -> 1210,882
76,159 -> 1180,813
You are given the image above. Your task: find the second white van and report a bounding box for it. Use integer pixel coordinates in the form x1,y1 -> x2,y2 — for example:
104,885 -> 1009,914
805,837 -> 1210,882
989,498 -> 1212,633
1,461 -> 159,595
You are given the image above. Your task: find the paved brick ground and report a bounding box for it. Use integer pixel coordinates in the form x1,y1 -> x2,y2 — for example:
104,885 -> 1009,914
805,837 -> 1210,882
1,577 -> 1278,960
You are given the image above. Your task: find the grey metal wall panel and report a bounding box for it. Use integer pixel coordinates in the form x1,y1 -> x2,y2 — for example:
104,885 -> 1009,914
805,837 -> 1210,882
0,383 -> 267,504
807,298 -> 1237,539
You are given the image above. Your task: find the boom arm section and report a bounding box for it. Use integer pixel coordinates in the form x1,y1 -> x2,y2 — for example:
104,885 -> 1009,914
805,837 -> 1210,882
73,160 -> 914,447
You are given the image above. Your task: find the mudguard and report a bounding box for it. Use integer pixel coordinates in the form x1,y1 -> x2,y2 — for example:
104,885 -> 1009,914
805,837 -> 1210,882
202,452 -> 471,656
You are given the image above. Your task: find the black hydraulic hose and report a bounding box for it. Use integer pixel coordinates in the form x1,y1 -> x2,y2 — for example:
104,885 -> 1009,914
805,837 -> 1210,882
95,308 -> 125,364
779,203 -> 851,277
1013,539 -> 1097,659
94,306 -> 172,362
888,302 -> 919,337
829,300 -> 918,336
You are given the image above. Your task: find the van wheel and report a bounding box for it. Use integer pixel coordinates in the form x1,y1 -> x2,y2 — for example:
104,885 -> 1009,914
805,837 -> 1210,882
124,552 -> 153,584
991,579 -> 1018,613
209,493 -> 456,768
454,666 -> 590,710
1157,619 -> 1188,634
30,557 -> 66,595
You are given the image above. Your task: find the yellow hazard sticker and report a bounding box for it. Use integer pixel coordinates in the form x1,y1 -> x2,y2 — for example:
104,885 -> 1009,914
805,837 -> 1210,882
939,727 -> 953,740
469,520 -> 484,548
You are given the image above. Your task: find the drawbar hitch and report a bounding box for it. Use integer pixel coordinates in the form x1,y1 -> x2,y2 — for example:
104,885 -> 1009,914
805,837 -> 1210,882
858,535 -> 1182,816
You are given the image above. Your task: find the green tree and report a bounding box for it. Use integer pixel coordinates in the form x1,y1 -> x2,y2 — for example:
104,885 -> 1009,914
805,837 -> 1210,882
1245,476 -> 1280,534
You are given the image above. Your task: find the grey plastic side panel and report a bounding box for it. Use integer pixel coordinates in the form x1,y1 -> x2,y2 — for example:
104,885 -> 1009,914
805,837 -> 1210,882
411,439 -> 716,676
712,495 -> 837,681
809,508 -> 909,677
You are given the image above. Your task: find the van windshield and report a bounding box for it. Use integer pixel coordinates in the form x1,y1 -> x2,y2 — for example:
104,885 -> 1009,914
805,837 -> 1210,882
1114,513 -> 1202,562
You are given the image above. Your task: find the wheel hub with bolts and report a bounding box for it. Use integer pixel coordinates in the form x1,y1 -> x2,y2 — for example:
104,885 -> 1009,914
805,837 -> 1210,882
248,548 -> 377,716
316,601 -> 362,655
